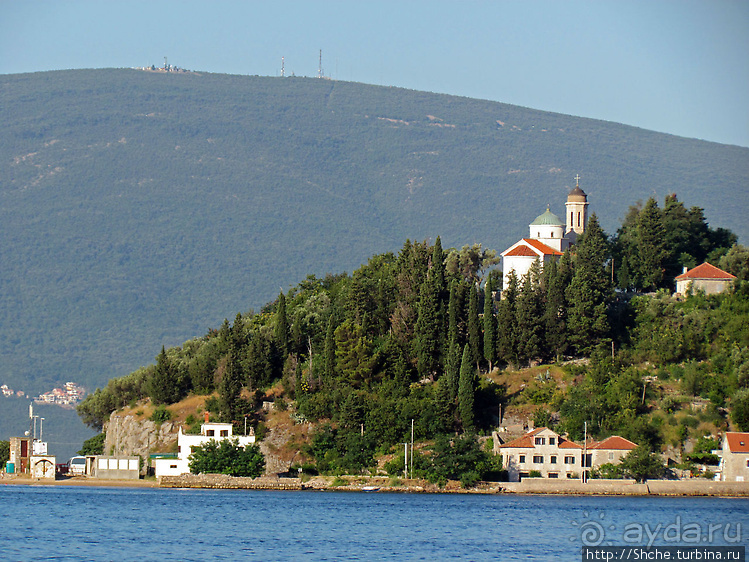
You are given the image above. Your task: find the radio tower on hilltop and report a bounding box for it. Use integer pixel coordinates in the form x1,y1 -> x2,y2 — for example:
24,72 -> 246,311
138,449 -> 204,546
318,49 -> 323,78
281,56 -> 285,77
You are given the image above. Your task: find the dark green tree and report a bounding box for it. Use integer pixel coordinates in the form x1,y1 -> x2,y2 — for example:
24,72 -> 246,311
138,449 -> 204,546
275,292 -> 290,358
516,261 -> 544,365
219,346 -> 244,423
467,285 -> 483,369
619,445 -> 665,483
77,433 -> 106,455
566,214 -> 611,355
323,316 -> 337,384
188,439 -> 265,477
0,440 -> 10,470
414,269 -> 441,380
635,198 -> 668,290
731,388 -> 749,431
496,271 -> 519,366
544,252 -> 571,360
458,344 -> 476,431
483,280 -> 497,372
148,346 -> 184,405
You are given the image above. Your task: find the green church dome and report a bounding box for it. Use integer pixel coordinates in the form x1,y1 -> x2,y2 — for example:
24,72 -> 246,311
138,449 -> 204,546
530,207 -> 563,226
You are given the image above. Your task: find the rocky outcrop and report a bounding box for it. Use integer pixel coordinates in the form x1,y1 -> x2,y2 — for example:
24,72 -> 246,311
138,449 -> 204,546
103,413 -> 178,469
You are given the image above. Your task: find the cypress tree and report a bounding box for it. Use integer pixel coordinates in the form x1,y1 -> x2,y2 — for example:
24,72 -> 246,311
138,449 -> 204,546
323,316 -> 336,384
458,344 -> 476,432
483,280 -> 497,372
635,198 -> 667,291
275,292 -> 290,358
219,346 -> 244,423
444,335 -> 461,402
496,271 -> 519,367
544,252 -> 571,361
148,346 -> 181,405
515,261 -> 544,366
566,214 -> 611,355
467,284 -> 483,370
414,274 -> 440,380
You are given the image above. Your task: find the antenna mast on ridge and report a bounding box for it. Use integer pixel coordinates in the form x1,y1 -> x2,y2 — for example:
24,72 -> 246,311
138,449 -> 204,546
318,49 -> 322,78
281,56 -> 285,77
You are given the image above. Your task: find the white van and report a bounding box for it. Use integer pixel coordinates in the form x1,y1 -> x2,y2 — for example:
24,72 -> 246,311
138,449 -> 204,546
68,456 -> 87,476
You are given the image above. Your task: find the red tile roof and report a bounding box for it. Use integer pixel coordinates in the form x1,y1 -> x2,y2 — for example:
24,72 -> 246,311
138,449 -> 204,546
589,436 -> 637,451
500,428 -> 543,449
725,432 -> 749,453
522,238 -> 563,256
499,427 -> 582,450
675,262 -> 736,281
504,245 -> 541,257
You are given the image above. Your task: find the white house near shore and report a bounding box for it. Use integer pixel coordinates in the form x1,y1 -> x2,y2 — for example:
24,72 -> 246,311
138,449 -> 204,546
153,412 -> 255,477
498,427 -> 637,482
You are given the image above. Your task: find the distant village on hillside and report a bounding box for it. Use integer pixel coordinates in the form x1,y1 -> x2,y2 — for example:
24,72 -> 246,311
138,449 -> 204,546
0,381 -> 86,408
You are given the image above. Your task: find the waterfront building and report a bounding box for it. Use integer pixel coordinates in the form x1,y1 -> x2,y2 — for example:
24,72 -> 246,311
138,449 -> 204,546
153,412 -> 255,477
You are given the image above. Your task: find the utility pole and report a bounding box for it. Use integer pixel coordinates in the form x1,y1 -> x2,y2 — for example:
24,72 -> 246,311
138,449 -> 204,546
583,421 -> 588,484
404,442 -> 408,479
410,419 -> 414,478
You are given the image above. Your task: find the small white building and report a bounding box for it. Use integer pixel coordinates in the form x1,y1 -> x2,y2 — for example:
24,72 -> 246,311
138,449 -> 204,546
153,413 -> 255,477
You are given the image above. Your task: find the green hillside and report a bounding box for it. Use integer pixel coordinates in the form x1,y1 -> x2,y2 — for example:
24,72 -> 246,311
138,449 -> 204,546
1,68 -> 747,405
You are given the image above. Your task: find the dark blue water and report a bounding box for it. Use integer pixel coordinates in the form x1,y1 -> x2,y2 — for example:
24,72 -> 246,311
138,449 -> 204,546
1,486 -> 746,561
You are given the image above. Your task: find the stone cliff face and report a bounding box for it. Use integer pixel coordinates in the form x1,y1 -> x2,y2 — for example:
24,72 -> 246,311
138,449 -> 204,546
103,412 -> 178,467
103,411 -> 292,476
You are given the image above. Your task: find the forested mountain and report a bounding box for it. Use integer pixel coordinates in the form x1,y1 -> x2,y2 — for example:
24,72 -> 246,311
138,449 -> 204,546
1,68 -> 747,406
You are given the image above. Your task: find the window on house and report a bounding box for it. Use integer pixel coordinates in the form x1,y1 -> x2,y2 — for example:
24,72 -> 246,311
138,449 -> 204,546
550,456 -> 557,464
178,446 -> 181,453
535,437 -> 545,445
551,232 -> 554,238
519,455 -> 526,464
549,437 -> 556,445
220,430 -> 229,437
548,473 -> 558,478
206,430 -> 215,436
170,464 -> 177,469
570,212 -> 574,226
533,455 -> 543,464
577,213 -> 581,227
565,456 -> 575,464
608,452 -> 614,460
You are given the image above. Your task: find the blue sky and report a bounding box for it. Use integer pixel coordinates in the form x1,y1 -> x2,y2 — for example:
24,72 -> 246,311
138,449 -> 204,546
2,0 -> 747,147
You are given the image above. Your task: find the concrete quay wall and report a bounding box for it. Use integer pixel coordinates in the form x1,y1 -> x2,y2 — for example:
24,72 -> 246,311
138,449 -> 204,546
502,478 -> 749,496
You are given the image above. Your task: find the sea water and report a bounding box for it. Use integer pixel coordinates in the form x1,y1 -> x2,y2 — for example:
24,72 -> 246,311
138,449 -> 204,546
1,485 -> 746,561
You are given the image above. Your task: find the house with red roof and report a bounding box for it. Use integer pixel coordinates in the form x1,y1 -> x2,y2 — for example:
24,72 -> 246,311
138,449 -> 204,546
587,435 -> 638,468
500,177 -> 588,288
499,427 -> 638,482
499,427 -> 583,481
675,262 -> 736,296
720,432 -> 749,482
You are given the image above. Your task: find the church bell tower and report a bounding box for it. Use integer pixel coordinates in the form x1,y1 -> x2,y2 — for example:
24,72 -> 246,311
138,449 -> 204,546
565,174 -> 589,236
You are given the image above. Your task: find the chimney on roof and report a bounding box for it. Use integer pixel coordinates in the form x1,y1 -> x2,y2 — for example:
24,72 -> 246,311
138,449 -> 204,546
683,266 -> 689,274
204,411 -> 209,423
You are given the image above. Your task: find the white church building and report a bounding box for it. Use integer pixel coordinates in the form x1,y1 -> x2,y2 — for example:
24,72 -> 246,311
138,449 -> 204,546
500,177 -> 589,287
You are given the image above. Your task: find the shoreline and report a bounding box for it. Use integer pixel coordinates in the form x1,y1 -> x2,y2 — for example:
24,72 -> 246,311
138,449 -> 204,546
4,474 -> 748,497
